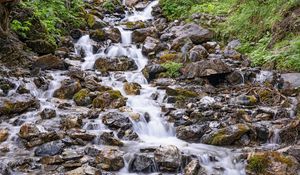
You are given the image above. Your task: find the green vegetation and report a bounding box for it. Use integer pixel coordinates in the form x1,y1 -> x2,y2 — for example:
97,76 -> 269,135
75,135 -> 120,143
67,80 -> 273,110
247,154 -> 269,174
102,0 -> 122,13
159,0 -> 300,71
10,20 -> 31,38
161,61 -> 183,78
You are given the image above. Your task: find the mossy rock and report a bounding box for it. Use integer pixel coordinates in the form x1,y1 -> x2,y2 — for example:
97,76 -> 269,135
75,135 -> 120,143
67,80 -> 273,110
247,154 -> 269,174
73,89 -> 91,106
92,90 -> 126,109
90,29 -> 106,42
160,53 -> 179,63
123,21 -> 145,30
166,87 -> 198,98
87,14 -> 96,28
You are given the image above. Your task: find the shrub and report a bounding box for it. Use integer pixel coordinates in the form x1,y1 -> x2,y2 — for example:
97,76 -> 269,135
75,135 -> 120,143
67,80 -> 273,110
161,61 -> 183,78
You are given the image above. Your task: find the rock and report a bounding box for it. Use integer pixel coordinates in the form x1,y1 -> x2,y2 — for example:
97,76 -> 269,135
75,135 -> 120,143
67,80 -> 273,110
154,78 -> 176,87
73,89 -> 92,106
281,73 -> 300,88
201,124 -> 250,146
117,128 -> 139,141
100,132 -> 124,146
53,79 -> 81,99
105,27 -> 121,43
129,154 -> 156,173
171,37 -> 193,52
142,36 -> 160,55
65,165 -> 99,175
0,79 -> 15,95
84,75 -> 111,92
67,67 -> 86,80
142,64 -> 166,81
166,87 -> 198,98
226,70 -> 244,85
61,115 -> 83,130
184,159 -> 207,175
87,14 -> 107,29
96,147 -> 125,171
182,59 -> 232,79
93,90 -> 127,109
223,49 -> 242,60
15,84 -> 29,94
34,141 -> 64,156
90,29 -> 106,42
26,39 -> 56,55
226,40 -> 241,49
67,129 -> 96,141
170,23 -> 213,44
122,21 -> 145,30
40,155 -> 64,165
125,0 -> 139,7
33,54 -> 66,70
0,94 -> 39,116
102,112 -> 132,130
154,145 -> 182,172
230,95 -> 257,106
176,124 -> 209,142
95,56 -> 138,73
0,128 -> 9,142
124,82 -> 142,95
70,29 -> 83,40
40,108 -> 56,119
189,45 -> 209,62
279,120 -> 300,144
287,145 -> 300,162
132,27 -> 158,43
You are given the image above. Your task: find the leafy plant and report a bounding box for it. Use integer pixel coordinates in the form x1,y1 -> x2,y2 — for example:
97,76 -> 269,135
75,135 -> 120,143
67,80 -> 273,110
161,61 -> 183,78
11,20 -> 31,38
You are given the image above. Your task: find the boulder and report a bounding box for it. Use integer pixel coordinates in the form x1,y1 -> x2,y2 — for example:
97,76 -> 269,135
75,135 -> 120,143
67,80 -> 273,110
33,54 -> 66,70
201,124 -> 250,146
279,120 -> 300,144
287,145 -> 300,162
184,159 -> 207,175
189,45 -> 208,62
34,141 -> 64,156
281,73 -> 300,88
124,82 -> 142,95
105,27 -> 121,43
182,59 -> 232,79
142,36 -> 160,55
40,108 -> 56,119
61,115 -> 83,130
125,0 -> 139,7
18,123 -> 40,140
90,29 -> 106,42
154,145 -> 182,172
26,39 -> 56,55
0,79 -> 15,95
129,154 -> 156,173
132,27 -> 158,43
70,29 -> 83,40
92,90 -> 127,109
96,148 -> 125,171
142,64 -> 166,81
100,132 -> 124,146
73,89 -> 92,106
0,94 -> 39,116
0,128 -> 9,142
102,112 -> 132,130
67,129 -> 96,141
176,124 -> 209,142
94,56 -> 138,73
53,79 -> 81,99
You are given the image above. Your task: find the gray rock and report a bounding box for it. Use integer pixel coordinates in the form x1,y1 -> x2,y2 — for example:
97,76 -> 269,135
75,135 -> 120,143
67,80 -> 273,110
34,141 -> 64,156
129,154 -> 156,173
154,145 -> 182,172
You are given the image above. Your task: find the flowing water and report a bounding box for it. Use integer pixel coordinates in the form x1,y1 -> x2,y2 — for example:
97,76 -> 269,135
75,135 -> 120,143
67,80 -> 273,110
0,1 -> 247,174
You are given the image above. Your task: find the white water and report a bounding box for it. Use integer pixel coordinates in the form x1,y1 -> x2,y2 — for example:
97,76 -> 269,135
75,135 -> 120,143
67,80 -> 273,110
0,1 -> 246,175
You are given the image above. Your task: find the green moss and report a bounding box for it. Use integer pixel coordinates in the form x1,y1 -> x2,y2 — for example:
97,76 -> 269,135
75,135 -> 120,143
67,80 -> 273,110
92,96 -> 105,109
123,21 -> 145,29
107,90 -> 123,99
247,154 -> 269,174
270,152 -> 294,168
160,53 -> 178,62
87,14 -> 96,28
161,61 -> 183,78
248,95 -> 258,105
166,88 -> 198,98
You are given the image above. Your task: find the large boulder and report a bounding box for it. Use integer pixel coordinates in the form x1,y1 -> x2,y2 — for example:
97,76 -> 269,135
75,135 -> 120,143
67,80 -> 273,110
182,59 -> 232,79
129,154 -> 156,173
100,131 -> 124,146
0,94 -> 39,116
170,23 -> 213,44
34,141 -> 64,156
102,111 -> 132,130
142,36 -> 160,55
201,124 -> 250,146
26,39 -> 56,55
33,54 -> 66,70
90,29 -> 105,42
105,27 -> 121,43
184,159 -> 207,175
279,120 -> 300,144
53,79 -> 81,99
94,56 -> 138,73
124,82 -> 142,95
189,45 -> 209,62
92,90 -> 127,109
96,147 -> 125,171
73,89 -> 92,106
176,124 -> 209,142
18,123 -> 41,140
142,64 -> 166,81
154,145 -> 182,172
132,27 -> 158,43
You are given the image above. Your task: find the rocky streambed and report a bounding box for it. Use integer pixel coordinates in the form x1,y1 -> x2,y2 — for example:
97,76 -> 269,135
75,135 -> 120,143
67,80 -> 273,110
0,0 -> 300,175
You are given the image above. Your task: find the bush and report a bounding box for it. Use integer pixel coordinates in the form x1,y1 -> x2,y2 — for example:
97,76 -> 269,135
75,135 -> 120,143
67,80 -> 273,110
159,0 -> 200,20
161,61 -> 183,78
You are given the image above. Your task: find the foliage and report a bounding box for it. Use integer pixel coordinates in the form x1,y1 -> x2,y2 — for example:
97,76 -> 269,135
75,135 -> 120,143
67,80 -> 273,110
102,0 -> 122,13
161,61 -> 183,78
247,154 -> 269,174
159,0 -> 200,20
10,20 -> 31,38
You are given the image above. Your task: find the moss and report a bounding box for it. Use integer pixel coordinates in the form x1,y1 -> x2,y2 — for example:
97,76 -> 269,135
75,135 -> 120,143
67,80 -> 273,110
161,61 -> 183,78
247,154 -> 269,174
73,89 -> 91,106
107,90 -> 123,99
248,95 -> 258,105
210,129 -> 227,145
90,29 -> 106,41
270,152 -> 294,168
87,14 -> 96,28
160,53 -> 178,62
92,96 -> 105,109
123,21 -> 145,29
166,88 -> 198,98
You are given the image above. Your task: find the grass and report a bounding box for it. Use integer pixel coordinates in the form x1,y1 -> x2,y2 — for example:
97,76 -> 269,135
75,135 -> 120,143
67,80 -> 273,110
161,61 -> 183,78
159,0 -> 300,72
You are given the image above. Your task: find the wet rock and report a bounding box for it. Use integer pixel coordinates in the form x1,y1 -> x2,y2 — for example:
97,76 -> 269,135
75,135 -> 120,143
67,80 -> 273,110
65,164 -> 99,175
67,67 -> 86,80
100,132 -> 124,146
122,21 -> 145,30
129,153 -> 156,173
84,75 -> 111,92
176,124 -> 209,142
93,90 -> 127,109
90,29 -> 106,42
34,141 -> 64,156
154,145 -> 182,172
189,45 -> 209,62
70,29 -> 83,40
182,59 -> 232,79
117,129 -> 139,141
40,155 -> 64,165
33,54 -> 66,70
171,37 -> 193,52
287,145 -> 300,162
105,27 -> 121,43
226,70 -> 244,85
61,115 -> 83,130
96,148 -> 125,171
142,64 -> 166,81
0,128 -> 9,142
279,120 -> 300,144
102,112 -> 132,130
132,27 -> 158,43
230,95 -> 257,106
26,39 -> 56,55
166,87 -> 198,98
95,56 -> 138,73
85,146 -> 101,157
184,159 -> 207,175
125,0 -> 139,7
53,79 -> 81,99
0,79 -> 15,95
170,23 -> 213,44
16,84 -> 30,94
40,108 -> 56,119
124,82 -> 142,95
154,78 -> 175,87
254,124 -> 269,143
33,77 -> 49,90
142,36 -> 160,55
67,129 -> 96,141
201,124 -> 250,146
73,89 -> 92,106
281,73 -> 300,88
0,94 -> 39,116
